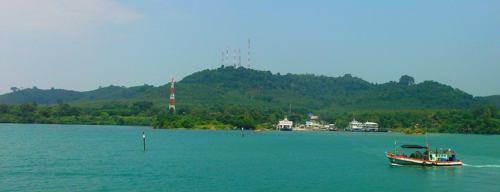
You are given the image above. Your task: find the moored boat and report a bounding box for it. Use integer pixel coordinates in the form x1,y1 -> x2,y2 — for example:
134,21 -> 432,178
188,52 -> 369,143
386,144 -> 462,166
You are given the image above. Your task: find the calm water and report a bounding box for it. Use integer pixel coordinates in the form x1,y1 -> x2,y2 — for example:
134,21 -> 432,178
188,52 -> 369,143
0,124 -> 499,192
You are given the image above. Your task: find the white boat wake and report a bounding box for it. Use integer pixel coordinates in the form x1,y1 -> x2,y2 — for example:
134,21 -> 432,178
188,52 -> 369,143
463,163 -> 500,168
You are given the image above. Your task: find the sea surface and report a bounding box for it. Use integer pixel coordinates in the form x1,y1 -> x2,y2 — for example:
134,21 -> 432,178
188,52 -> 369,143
0,124 -> 499,192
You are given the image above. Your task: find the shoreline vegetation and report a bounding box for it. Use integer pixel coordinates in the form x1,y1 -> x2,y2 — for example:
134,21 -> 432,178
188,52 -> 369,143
0,102 -> 498,134
389,128 -> 426,135
1,68 -> 499,134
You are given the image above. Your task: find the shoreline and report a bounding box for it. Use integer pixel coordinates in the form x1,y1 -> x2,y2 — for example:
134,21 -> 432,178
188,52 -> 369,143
0,122 -> 496,135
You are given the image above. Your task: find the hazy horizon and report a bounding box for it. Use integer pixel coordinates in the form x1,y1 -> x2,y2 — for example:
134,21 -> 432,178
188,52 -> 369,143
1,0 -> 499,96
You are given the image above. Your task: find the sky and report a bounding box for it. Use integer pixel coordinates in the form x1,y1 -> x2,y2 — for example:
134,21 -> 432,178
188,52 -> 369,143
0,0 -> 498,96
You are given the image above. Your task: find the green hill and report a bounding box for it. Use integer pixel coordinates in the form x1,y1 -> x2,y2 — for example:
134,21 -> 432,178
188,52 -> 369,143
179,67 -> 478,110
0,85 -> 158,105
0,66 -> 482,110
0,66 -> 498,133
478,95 -> 500,108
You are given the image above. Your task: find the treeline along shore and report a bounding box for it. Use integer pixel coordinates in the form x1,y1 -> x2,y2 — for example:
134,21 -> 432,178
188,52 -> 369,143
0,67 -> 499,134
0,102 -> 498,134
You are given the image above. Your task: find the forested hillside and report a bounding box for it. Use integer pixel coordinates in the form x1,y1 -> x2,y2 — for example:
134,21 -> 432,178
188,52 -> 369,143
1,66 -> 498,133
478,95 -> 500,108
0,66 -> 480,110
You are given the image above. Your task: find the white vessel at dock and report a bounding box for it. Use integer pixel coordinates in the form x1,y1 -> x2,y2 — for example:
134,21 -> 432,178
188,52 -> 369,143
345,118 -> 379,132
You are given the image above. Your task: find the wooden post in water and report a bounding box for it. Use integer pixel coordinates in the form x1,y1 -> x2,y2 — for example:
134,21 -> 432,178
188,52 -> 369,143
142,131 -> 146,152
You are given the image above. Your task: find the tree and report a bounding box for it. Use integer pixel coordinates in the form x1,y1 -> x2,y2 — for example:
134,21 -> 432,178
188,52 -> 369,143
19,103 -> 36,114
399,75 -> 415,86
55,103 -> 80,116
132,101 -> 154,113
10,87 -> 18,92
0,104 -> 9,113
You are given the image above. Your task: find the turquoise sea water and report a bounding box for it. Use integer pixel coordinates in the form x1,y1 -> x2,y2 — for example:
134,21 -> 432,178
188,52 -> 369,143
0,124 -> 499,192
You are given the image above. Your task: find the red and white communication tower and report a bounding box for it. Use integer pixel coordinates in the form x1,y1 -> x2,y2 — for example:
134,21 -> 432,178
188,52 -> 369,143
168,77 -> 175,113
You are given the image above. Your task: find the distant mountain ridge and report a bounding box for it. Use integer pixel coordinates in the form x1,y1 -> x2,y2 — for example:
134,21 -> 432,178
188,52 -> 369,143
0,67 -> 495,110
478,95 -> 500,108
0,85 -> 157,105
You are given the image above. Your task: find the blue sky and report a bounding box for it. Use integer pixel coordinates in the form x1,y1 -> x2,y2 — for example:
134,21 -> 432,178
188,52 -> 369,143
0,0 -> 498,96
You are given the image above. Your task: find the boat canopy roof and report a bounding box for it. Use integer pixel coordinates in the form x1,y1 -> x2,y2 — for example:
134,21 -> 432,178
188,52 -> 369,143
401,144 -> 428,149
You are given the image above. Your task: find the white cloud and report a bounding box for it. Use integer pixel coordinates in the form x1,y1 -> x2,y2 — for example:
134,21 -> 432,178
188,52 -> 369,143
0,0 -> 141,36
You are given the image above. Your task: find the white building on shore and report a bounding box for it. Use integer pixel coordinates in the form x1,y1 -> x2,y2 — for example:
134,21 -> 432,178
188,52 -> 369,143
276,116 -> 293,131
305,115 -> 323,130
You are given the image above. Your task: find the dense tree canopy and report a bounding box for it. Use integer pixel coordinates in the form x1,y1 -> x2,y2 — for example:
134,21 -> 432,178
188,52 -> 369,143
399,75 -> 415,86
0,67 -> 498,134
0,101 -> 498,134
0,67 -> 481,110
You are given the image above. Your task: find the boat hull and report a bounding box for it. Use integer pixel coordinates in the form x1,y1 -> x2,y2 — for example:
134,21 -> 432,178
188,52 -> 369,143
386,152 -> 462,166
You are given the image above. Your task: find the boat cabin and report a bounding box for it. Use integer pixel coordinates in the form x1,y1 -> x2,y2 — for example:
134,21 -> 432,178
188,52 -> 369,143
363,122 -> 379,132
395,145 -> 457,162
346,119 -> 363,131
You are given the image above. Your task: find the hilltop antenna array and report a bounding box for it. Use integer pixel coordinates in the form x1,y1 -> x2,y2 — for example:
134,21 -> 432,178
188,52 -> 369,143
219,39 -> 252,68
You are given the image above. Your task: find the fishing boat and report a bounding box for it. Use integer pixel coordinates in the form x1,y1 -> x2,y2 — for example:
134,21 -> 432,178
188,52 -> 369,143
386,144 -> 462,166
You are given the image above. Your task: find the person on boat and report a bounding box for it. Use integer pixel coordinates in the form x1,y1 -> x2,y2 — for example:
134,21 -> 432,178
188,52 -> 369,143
423,150 -> 430,160
414,151 -> 423,159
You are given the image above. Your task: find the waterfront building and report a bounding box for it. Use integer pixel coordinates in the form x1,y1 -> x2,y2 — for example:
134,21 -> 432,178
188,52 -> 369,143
305,115 -> 323,130
277,116 -> 293,131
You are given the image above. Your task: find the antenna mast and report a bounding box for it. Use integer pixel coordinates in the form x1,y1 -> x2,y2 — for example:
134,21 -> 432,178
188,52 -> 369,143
247,38 -> 251,68
233,48 -> 237,67
221,51 -> 225,66
238,48 -> 242,68
225,47 -> 229,66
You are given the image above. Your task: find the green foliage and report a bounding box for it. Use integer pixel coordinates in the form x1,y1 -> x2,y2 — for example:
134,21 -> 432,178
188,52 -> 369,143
0,102 -> 498,133
0,67 -> 483,110
478,95 -> 500,108
399,75 -> 415,86
0,67 -> 499,133
0,102 -> 152,126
